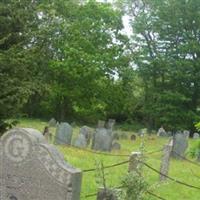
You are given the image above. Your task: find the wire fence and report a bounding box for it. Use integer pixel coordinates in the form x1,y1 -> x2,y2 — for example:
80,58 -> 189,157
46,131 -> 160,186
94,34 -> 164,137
171,151 -> 200,167
140,160 -> 200,190
51,135 -> 200,199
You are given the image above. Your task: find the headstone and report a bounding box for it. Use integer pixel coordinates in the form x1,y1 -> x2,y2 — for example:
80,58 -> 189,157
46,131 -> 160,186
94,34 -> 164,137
71,122 -> 76,128
92,128 -> 112,152
54,122 -> 73,145
48,118 -> 57,127
171,132 -> 188,159
74,134 -> 87,148
107,119 -> 116,131
97,188 -> 118,200
160,141 -> 173,181
97,120 -> 105,128
112,142 -> 121,150
129,152 -> 142,172
0,128 -> 82,200
193,132 -> 199,139
80,126 -> 92,145
138,128 -> 147,137
157,127 -> 166,137
183,130 -> 190,139
130,134 -> 136,141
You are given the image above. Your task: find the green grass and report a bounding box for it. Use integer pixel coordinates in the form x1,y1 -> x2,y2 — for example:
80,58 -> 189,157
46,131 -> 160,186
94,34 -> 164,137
16,118 -> 200,200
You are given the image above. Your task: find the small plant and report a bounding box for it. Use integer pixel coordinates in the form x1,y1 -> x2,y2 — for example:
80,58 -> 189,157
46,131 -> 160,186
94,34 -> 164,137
119,171 -> 148,200
0,120 -> 18,136
189,140 -> 200,160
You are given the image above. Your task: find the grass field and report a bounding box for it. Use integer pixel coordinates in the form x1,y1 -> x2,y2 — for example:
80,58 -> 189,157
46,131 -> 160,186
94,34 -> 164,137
15,118 -> 200,200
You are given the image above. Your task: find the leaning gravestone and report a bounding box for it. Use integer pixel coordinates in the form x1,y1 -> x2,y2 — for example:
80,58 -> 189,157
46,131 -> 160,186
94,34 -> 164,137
193,132 -> 199,139
92,128 -> 112,152
54,122 -> 73,145
48,118 -> 57,127
0,128 -> 82,200
171,132 -> 188,159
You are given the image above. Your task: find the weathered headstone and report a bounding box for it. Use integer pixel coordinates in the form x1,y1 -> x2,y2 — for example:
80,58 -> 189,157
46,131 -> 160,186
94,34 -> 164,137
74,134 -> 87,148
0,128 -> 82,200
138,128 -> 147,137
54,122 -> 73,145
80,126 -> 92,145
183,130 -> 190,139
48,118 -> 57,127
193,132 -> 199,139
112,142 -> 121,150
160,141 -> 173,181
129,152 -> 142,172
92,128 -> 112,152
130,134 -> 136,141
171,132 -> 188,159
157,127 -> 166,137
97,120 -> 105,128
107,119 -> 116,131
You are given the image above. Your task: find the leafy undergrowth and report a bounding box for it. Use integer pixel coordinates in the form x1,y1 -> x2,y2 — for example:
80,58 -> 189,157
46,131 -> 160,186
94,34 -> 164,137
16,118 -> 200,200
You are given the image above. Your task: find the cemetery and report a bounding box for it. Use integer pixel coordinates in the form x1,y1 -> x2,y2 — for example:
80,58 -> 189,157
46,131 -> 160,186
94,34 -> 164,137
0,118 -> 199,200
1,0 -> 200,199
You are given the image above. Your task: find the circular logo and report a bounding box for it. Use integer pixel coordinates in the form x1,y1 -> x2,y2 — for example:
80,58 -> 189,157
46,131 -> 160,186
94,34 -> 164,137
3,130 -> 32,163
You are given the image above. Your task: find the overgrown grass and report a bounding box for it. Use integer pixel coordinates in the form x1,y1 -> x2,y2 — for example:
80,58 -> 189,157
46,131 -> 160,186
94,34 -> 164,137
16,118 -> 200,200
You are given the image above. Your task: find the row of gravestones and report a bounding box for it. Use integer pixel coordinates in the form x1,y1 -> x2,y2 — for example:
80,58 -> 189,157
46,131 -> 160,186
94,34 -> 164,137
156,127 -> 200,139
52,119 -> 121,152
0,127 -> 199,200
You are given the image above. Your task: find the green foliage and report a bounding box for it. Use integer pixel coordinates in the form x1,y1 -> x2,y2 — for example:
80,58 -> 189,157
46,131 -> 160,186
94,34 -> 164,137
118,0 -> 200,130
189,139 -> 200,159
0,120 -> 18,136
119,172 -> 148,200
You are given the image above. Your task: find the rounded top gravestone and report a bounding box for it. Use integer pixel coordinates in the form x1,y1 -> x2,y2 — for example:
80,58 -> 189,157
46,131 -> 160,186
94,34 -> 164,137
54,122 -> 73,145
0,128 -> 82,200
171,132 -> 188,159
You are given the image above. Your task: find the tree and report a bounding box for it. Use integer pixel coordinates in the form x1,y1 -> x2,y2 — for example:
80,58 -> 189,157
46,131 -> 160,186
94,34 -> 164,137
120,0 -> 200,130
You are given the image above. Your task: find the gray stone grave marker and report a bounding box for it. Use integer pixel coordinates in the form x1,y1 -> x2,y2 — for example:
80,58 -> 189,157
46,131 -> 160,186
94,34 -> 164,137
92,128 -> 112,152
171,132 -> 188,159
160,140 -> 173,181
0,128 -> 82,200
183,130 -> 190,139
107,119 -> 116,131
79,126 -> 92,145
193,132 -> 199,139
97,120 -> 105,128
48,118 -> 57,127
74,134 -> 87,148
54,122 -> 73,145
